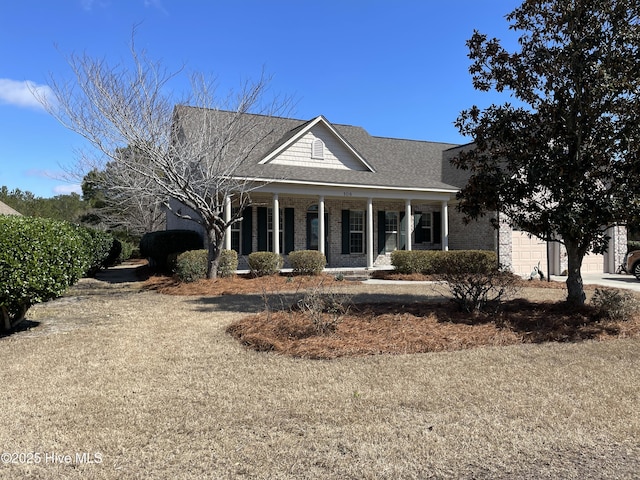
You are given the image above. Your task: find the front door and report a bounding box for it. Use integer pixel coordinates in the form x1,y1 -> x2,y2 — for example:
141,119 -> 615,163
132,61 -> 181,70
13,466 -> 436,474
306,207 -> 329,259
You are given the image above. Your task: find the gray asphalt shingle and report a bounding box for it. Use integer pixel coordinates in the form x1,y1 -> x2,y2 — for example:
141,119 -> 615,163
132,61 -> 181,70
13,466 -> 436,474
174,106 -> 461,192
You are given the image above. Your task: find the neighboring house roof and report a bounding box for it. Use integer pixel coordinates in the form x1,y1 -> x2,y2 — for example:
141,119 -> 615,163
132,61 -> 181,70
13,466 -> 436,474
173,105 -> 461,193
0,200 -> 21,216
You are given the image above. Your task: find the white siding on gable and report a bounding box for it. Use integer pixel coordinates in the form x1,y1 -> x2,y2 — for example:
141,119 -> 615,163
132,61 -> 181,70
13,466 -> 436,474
269,124 -> 369,171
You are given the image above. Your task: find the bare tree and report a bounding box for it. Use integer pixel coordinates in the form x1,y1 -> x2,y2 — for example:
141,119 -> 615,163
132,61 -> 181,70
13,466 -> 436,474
36,37 -> 292,278
81,157 -> 166,237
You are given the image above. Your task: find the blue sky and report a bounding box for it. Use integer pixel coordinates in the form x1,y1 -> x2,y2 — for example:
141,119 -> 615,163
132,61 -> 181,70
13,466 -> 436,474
0,0 -> 521,198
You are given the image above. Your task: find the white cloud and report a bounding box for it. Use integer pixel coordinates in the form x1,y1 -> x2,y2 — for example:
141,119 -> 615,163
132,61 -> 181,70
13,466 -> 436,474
144,0 -> 169,15
53,184 -> 82,195
0,79 -> 54,110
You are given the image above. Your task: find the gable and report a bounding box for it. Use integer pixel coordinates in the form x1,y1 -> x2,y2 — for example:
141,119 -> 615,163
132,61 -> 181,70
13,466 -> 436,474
267,123 -> 370,171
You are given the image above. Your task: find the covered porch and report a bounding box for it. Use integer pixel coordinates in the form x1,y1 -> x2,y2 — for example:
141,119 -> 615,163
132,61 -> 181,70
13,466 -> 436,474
222,183 -> 456,269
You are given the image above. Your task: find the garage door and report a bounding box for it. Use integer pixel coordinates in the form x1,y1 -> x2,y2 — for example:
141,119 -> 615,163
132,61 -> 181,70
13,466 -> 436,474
511,231 -> 547,277
581,251 -> 605,273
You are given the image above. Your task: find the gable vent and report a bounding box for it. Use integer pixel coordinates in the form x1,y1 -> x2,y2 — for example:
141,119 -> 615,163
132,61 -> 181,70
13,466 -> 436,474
311,138 -> 324,159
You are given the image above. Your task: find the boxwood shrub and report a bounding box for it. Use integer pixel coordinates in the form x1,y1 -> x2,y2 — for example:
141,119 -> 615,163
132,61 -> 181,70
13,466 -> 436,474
175,249 -> 208,283
248,251 -> 283,277
0,216 -> 89,331
174,249 -> 239,283
217,249 -> 238,278
390,250 -> 438,274
288,250 -> 326,275
391,250 -> 497,275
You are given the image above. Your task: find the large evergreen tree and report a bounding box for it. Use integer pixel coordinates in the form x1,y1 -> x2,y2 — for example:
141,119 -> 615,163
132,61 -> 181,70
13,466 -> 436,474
453,0 -> 640,305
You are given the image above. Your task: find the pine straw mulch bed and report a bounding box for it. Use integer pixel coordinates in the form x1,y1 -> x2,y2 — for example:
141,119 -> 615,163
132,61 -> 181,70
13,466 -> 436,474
141,268 -> 640,359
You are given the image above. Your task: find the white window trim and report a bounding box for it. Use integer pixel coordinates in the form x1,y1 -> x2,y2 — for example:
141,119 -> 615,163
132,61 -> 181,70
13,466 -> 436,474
349,210 -> 365,254
421,212 -> 433,244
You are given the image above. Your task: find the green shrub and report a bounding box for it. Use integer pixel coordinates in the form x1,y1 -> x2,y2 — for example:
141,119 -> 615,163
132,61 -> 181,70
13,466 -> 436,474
391,250 -> 437,274
429,250 -> 511,313
289,250 -> 326,275
248,251 -> 283,277
218,249 -> 238,278
116,240 -> 135,264
434,250 -> 498,275
175,249 -> 208,283
140,229 -> 203,271
79,227 -> 115,276
174,249 -> 238,282
391,250 -> 497,275
0,216 -> 88,331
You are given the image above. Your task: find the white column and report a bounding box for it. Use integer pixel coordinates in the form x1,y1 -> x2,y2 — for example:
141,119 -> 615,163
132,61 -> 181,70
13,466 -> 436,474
273,194 -> 280,255
441,201 -> 449,251
318,196 -> 325,255
367,198 -> 374,268
224,196 -> 232,251
405,199 -> 412,251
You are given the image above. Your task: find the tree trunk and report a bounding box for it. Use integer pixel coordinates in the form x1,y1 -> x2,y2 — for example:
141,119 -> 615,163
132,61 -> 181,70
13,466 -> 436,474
565,239 -> 586,306
1,304 -> 28,332
206,229 -> 221,280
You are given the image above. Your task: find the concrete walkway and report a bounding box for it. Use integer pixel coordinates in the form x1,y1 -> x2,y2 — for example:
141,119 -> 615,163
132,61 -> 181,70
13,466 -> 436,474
364,272 -> 640,292
103,261 -> 640,292
550,273 -> 640,292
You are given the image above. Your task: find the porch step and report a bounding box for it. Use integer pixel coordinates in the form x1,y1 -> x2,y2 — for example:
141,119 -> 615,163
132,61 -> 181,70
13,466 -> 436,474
331,269 -> 372,282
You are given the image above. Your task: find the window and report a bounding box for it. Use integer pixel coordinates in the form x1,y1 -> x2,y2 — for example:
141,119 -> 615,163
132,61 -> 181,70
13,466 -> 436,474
349,210 -> 364,254
421,212 -> 432,243
311,138 -> 324,159
267,207 -> 284,252
385,211 -> 399,252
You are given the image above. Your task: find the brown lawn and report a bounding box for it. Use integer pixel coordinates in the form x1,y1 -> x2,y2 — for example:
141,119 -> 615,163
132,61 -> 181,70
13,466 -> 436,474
1,263 -> 638,479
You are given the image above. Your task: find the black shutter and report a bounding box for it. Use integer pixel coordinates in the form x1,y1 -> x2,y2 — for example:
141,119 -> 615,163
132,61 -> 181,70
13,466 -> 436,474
241,207 -> 252,254
257,207 -> 267,251
414,212 -> 424,244
399,211 -> 406,250
378,210 -> 386,254
284,208 -> 295,254
433,211 -> 442,245
341,210 -> 350,254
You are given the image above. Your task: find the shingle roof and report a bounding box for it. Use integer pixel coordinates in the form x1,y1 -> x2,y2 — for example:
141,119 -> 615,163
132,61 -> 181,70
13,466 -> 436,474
0,200 -> 21,216
174,106 -> 461,192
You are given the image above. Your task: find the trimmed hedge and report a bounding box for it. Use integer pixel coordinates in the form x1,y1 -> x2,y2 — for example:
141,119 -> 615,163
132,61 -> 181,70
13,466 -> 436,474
175,249 -> 208,283
79,227 -> 116,276
0,216 -> 89,330
248,251 -> 283,277
289,250 -> 326,275
218,249 -> 238,278
140,229 -> 203,271
174,249 -> 239,282
391,250 -> 497,275
390,250 -> 438,274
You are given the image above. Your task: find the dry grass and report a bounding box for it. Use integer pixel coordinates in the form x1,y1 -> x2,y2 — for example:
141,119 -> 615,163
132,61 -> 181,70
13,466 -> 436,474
1,265 -> 639,478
